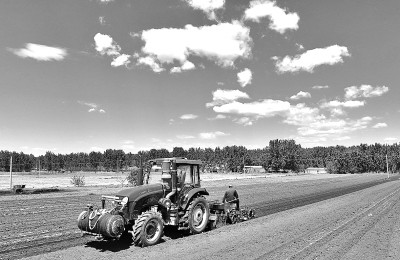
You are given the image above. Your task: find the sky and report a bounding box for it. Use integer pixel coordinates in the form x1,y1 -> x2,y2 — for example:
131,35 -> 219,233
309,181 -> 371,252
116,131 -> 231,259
0,0 -> 399,156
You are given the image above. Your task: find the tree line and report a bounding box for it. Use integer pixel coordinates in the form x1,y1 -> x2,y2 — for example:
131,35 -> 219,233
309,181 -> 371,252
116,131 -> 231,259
1,140 -> 399,174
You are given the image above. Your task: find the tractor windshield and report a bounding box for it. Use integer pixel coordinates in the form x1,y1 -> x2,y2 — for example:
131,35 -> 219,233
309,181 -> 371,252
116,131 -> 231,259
146,165 -> 163,184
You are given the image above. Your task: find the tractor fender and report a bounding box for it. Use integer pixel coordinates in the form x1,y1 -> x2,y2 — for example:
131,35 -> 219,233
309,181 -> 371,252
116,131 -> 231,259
181,188 -> 209,210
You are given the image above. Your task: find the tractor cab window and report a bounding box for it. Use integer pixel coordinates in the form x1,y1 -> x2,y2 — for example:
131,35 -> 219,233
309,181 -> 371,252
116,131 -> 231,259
177,165 -> 190,185
147,165 -> 163,184
192,165 -> 200,187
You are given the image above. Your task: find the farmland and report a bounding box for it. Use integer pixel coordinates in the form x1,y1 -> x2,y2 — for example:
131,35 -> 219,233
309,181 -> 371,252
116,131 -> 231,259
0,173 -> 398,259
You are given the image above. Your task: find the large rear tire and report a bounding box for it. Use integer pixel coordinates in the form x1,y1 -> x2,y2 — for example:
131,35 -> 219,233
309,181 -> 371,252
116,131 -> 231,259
187,197 -> 210,234
132,211 -> 164,247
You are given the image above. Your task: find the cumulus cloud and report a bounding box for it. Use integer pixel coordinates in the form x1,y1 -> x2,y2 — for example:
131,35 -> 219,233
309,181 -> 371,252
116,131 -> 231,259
244,0 -> 299,34
313,85 -> 329,89
170,60 -> 196,73
237,68 -> 252,87
274,45 -> 350,73
10,43 -> 67,61
140,21 -> 251,71
180,114 -> 198,120
94,33 -> 131,67
94,33 -> 120,56
137,56 -> 164,73
344,85 -> 389,100
184,0 -> 225,20
372,123 -> 388,129
199,131 -> 229,139
206,89 -> 250,108
290,91 -> 311,100
111,54 -> 131,67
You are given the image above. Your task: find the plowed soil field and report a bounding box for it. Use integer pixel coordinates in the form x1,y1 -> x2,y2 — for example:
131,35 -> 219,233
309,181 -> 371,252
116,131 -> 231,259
0,173 -> 398,260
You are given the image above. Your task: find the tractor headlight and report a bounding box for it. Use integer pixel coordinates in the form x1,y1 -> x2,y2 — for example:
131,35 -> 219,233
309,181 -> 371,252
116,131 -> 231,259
121,197 -> 129,207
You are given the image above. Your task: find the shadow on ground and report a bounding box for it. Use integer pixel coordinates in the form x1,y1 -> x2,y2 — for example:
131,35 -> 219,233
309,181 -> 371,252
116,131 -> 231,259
84,227 -> 193,252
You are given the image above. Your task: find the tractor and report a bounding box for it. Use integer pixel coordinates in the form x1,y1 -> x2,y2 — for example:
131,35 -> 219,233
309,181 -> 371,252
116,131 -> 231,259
78,157 -> 211,247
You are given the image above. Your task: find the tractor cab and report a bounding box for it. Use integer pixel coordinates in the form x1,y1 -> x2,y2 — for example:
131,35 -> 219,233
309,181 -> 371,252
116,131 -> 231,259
146,158 -> 202,204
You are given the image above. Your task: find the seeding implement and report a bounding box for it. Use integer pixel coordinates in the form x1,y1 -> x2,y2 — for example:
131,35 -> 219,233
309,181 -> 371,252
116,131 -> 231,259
77,158 -> 255,247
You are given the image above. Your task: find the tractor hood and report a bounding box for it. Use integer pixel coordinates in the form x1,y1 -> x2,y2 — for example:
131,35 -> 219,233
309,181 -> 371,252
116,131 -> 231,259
116,184 -> 164,202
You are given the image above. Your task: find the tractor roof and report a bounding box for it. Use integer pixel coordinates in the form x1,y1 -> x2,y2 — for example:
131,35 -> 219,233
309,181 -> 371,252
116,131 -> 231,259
148,157 -> 202,165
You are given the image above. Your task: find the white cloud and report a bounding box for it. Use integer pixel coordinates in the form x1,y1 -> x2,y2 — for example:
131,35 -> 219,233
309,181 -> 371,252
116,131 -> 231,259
344,85 -> 389,100
199,131 -> 229,139
94,33 -> 121,56
98,0 -> 114,2
321,100 -> 365,109
284,103 -> 322,126
180,114 -> 198,120
111,54 -> 131,67
170,60 -> 196,73
78,101 -> 106,113
296,117 -> 372,137
206,89 -> 250,107
140,21 -> 251,70
94,33 -> 131,68
212,99 -> 290,118
137,56 -> 164,73
244,0 -> 299,34
184,0 -> 225,20
384,137 -> 398,142
372,123 -> 387,128
217,82 -> 225,86
10,43 -> 67,61
274,45 -> 350,73
313,85 -> 329,89
237,68 -> 252,87
296,43 -> 304,50
290,91 -> 311,100
99,16 -> 106,25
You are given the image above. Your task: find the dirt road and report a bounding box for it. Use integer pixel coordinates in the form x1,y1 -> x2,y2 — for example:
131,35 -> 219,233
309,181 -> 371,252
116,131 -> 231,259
1,174 -> 398,260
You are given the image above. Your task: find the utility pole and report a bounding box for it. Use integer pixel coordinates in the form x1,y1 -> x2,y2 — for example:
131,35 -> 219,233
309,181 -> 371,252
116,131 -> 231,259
9,156 -> 13,190
386,154 -> 389,179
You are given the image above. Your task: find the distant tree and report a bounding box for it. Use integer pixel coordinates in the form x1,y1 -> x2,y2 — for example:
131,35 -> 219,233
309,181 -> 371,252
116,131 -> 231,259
172,147 -> 187,158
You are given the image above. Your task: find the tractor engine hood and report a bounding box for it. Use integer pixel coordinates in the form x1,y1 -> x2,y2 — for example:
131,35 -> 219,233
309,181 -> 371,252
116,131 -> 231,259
116,184 -> 164,202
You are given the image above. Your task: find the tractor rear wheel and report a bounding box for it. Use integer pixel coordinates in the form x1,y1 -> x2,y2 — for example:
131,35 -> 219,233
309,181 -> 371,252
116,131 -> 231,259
132,211 -> 164,247
187,197 -> 210,234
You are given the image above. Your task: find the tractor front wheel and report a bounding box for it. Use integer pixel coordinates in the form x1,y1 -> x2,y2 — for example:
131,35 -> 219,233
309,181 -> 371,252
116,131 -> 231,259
187,197 -> 210,234
132,211 -> 164,247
